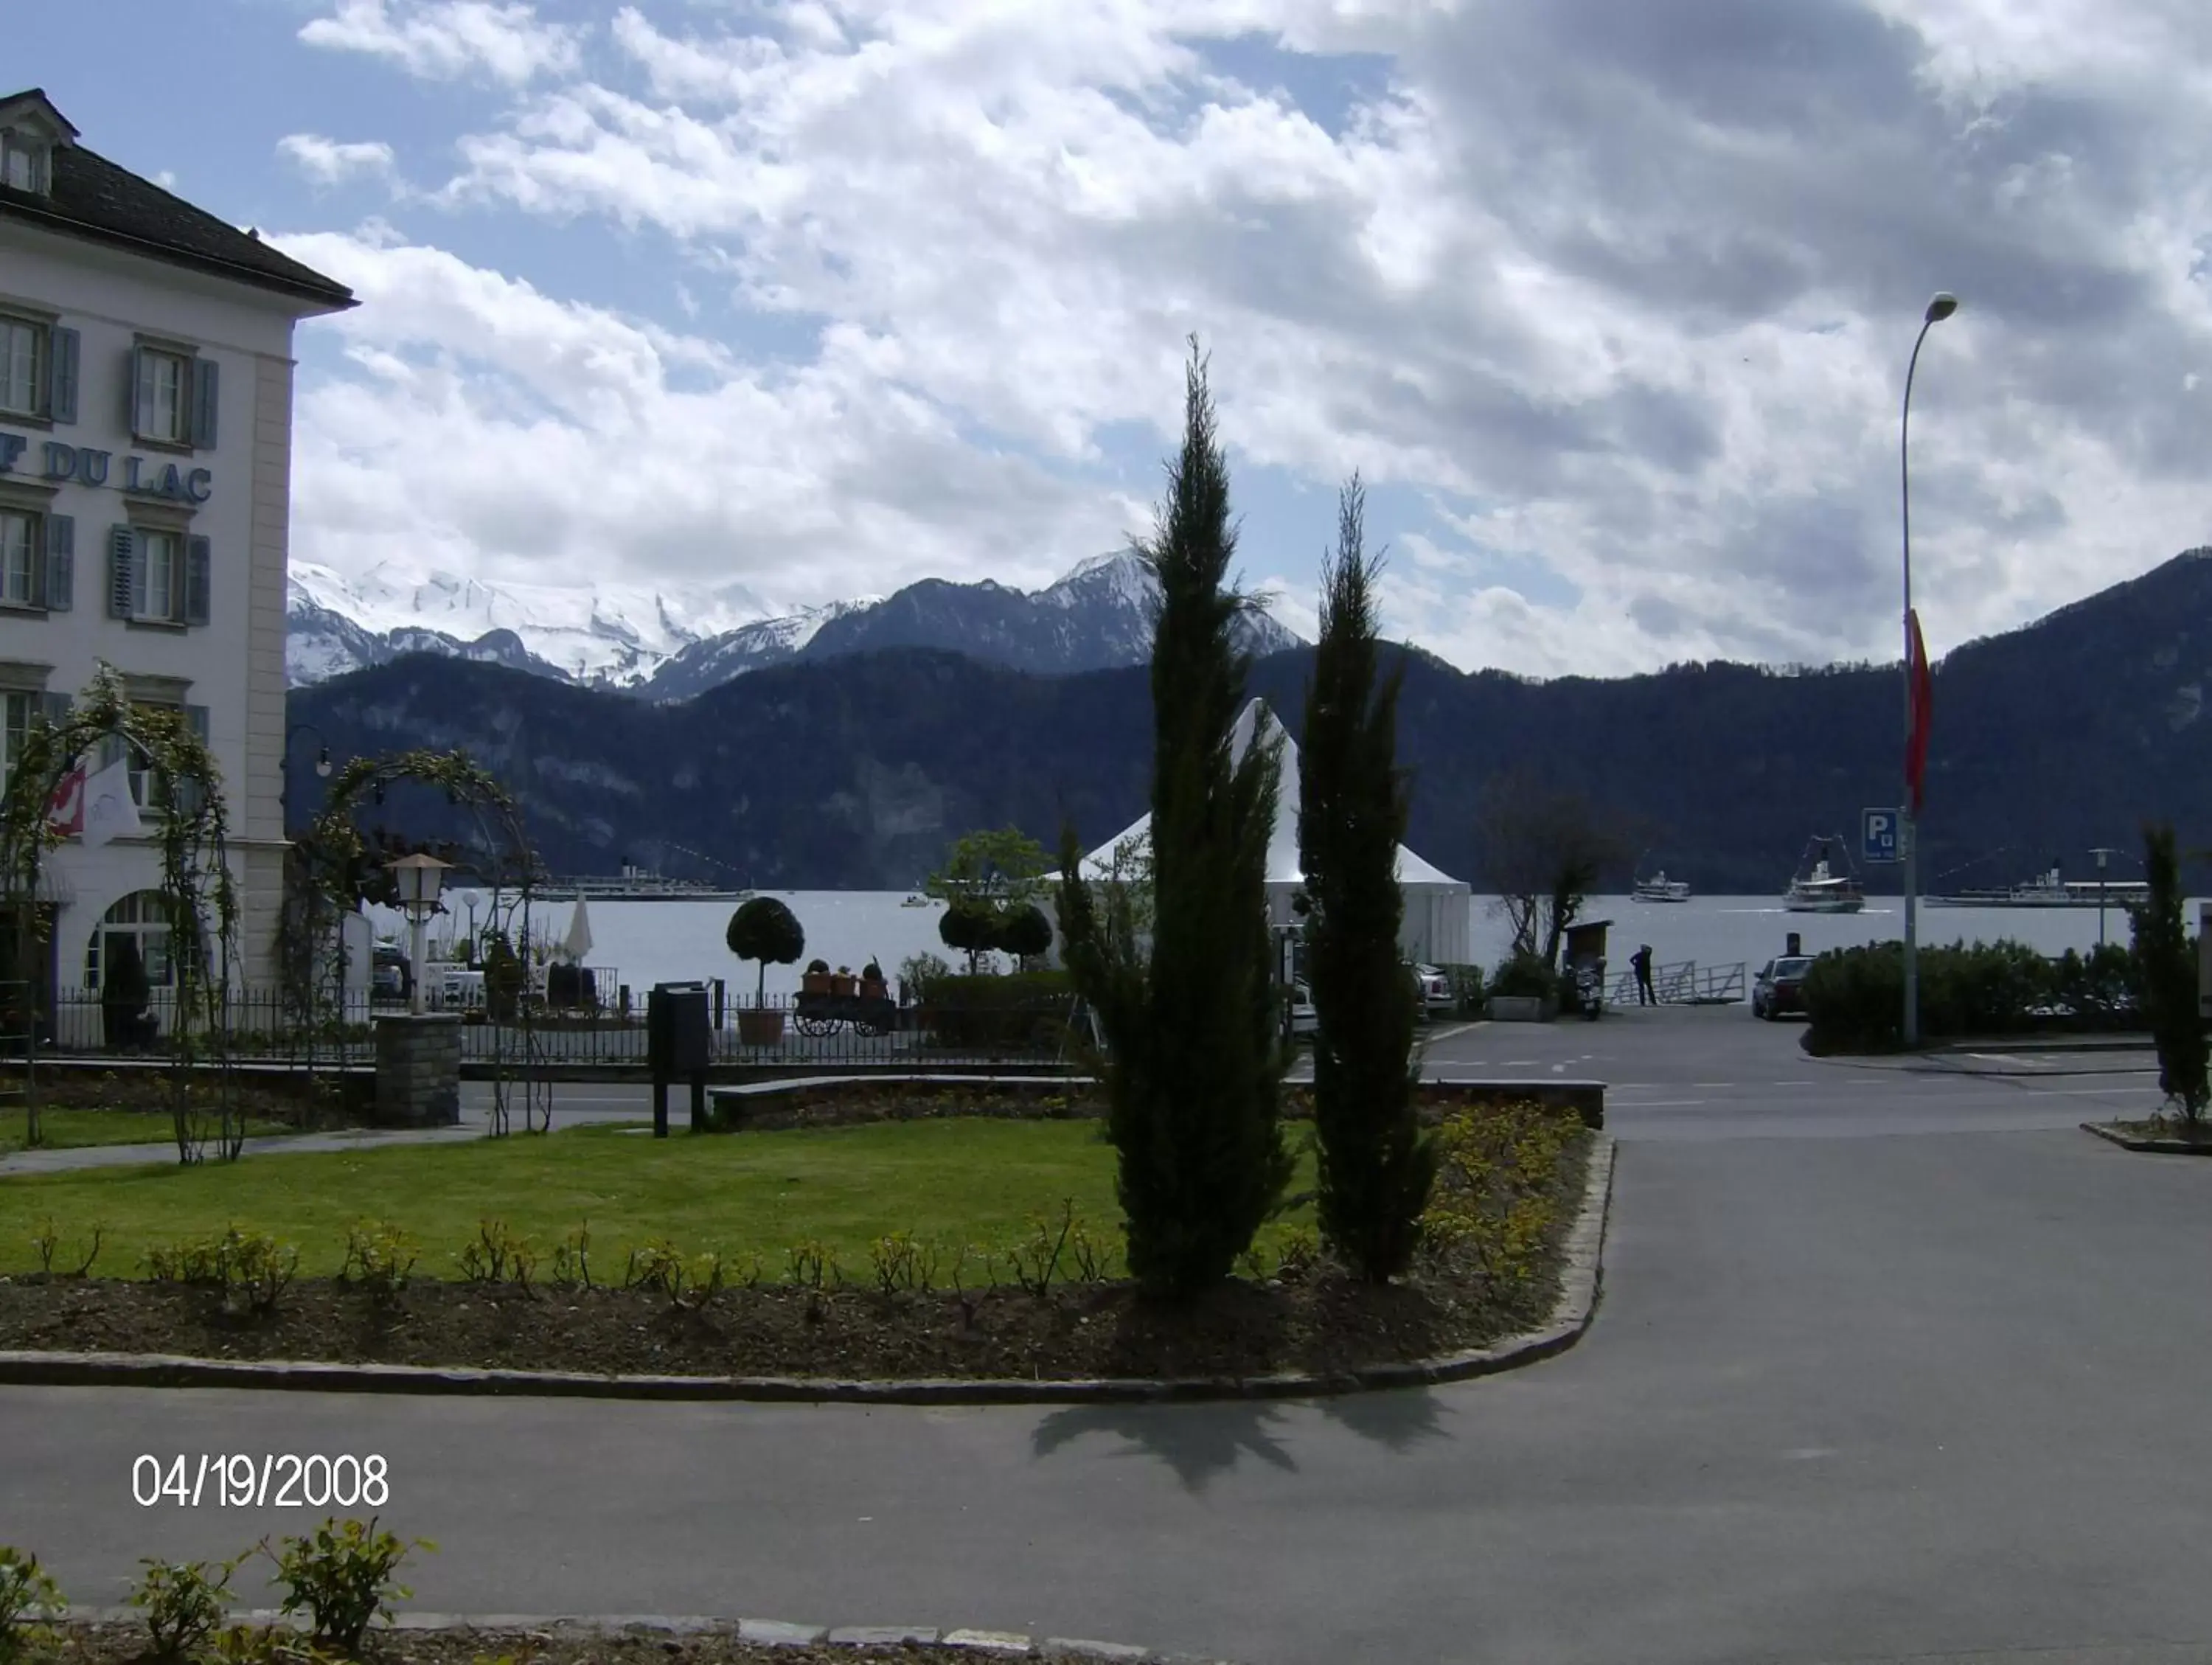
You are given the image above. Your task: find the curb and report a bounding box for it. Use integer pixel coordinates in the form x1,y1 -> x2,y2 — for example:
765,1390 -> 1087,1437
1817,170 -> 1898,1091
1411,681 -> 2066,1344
0,1136 -> 1613,1405
2080,1121 -> 2212,1156
59,1610 -> 1242,1663
1930,1035 -> 2153,1056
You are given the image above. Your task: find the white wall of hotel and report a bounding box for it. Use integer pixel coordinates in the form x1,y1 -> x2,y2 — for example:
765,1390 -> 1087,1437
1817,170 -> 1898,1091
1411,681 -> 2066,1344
0,219 -> 340,993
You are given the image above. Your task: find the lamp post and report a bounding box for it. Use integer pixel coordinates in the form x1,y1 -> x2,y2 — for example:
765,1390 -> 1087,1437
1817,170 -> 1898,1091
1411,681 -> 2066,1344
280,722 -> 333,838
385,852 -> 451,1016
2091,846 -> 2118,950
1900,290 -> 1958,1049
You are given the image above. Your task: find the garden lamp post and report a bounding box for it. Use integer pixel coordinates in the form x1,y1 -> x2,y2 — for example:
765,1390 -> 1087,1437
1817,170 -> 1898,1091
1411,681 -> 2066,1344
280,723 -> 333,838
1901,290 -> 1958,1049
386,852 -> 451,1016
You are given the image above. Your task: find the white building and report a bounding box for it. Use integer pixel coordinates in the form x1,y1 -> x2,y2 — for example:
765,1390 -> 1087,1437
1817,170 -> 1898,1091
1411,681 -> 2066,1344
0,88 -> 354,1008
1077,697 -> 1474,966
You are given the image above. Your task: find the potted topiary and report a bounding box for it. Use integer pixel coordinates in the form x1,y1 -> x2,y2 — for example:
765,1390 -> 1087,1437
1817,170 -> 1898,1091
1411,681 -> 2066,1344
727,896 -> 804,1045
859,959 -> 887,999
801,957 -> 832,996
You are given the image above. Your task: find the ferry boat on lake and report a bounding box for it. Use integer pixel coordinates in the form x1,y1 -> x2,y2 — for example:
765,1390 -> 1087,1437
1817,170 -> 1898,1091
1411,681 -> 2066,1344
1927,864 -> 2151,909
1784,836 -> 1866,914
1632,870 -> 1692,903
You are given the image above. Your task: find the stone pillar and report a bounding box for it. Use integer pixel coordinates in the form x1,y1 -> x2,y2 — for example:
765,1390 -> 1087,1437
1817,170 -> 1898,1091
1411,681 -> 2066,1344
374,1012 -> 462,1127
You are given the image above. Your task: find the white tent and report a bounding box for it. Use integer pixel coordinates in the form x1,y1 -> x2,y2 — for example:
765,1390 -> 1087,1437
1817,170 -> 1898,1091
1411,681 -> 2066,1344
1078,698 -> 1472,966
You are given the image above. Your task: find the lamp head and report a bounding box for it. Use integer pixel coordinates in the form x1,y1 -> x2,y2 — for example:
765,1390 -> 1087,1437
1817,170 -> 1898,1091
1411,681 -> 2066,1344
313,746 -> 333,779
385,850 -> 453,912
1924,292 -> 1959,324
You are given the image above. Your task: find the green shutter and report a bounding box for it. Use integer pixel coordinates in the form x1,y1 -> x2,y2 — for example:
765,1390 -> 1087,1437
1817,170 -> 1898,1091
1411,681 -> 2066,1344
48,327 -> 79,425
184,536 -> 211,625
107,525 -> 134,619
43,514 -> 72,611
126,345 -> 147,434
190,356 -> 219,449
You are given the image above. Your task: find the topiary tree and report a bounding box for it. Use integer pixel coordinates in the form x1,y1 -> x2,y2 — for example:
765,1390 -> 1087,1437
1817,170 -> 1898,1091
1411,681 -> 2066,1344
939,900 -> 1001,974
727,896 -> 805,1007
995,903 -> 1054,964
2133,822 -> 2206,1122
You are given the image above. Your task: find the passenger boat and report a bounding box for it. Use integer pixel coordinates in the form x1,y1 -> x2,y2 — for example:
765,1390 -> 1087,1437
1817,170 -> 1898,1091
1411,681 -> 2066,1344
1632,869 -> 1691,903
1927,864 -> 2151,908
1784,836 -> 1865,914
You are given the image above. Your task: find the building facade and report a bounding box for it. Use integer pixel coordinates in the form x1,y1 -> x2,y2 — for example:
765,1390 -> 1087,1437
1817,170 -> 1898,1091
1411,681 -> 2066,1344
0,88 -> 353,1007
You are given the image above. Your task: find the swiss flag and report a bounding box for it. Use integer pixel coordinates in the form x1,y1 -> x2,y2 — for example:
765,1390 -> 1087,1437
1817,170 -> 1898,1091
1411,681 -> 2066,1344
1906,609 -> 1934,816
46,765 -> 86,837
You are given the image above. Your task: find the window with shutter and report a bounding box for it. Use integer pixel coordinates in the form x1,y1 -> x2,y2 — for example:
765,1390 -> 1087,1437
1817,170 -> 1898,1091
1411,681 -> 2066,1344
107,525 -> 134,619
0,316 -> 43,420
0,690 -> 29,804
184,537 -> 212,625
48,327 -> 78,425
132,345 -> 191,444
44,513 -> 72,612
0,510 -> 37,608
189,357 -> 219,449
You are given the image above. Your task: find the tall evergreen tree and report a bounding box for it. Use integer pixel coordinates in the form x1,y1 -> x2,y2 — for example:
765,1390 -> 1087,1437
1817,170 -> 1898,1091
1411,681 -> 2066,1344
1056,340 -> 1293,1299
1299,476 -> 1435,1280
2134,821 -> 2208,1121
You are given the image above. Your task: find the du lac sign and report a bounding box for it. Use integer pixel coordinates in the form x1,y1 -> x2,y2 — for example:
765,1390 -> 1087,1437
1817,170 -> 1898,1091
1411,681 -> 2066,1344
0,433 -> 212,504
1862,807 -> 1902,865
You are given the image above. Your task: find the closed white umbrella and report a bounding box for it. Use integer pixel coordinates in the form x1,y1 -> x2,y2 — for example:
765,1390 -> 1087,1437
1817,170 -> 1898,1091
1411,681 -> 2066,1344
563,894 -> 594,963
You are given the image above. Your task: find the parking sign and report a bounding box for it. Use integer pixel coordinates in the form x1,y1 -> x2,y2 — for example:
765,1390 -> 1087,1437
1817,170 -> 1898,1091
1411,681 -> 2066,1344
1862,807 -> 1901,864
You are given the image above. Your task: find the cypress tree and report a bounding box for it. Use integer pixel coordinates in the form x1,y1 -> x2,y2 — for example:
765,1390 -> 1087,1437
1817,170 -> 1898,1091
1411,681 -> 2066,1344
1056,340 -> 1293,1298
1299,476 -> 1435,1280
2134,821 -> 2208,1122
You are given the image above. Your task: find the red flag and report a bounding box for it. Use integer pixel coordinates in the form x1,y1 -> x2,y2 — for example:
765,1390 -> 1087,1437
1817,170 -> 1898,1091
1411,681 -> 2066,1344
1906,608 -> 1933,816
46,765 -> 86,837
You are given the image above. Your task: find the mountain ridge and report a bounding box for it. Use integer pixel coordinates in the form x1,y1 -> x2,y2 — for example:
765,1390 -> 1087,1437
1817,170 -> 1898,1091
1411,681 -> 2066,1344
285,547 -> 2212,897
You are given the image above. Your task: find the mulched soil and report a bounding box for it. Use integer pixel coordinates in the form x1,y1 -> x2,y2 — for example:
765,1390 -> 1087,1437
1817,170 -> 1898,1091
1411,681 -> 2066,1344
2107,1116 -> 2212,1144
0,1068 -> 371,1127
40,1626 -> 1186,1665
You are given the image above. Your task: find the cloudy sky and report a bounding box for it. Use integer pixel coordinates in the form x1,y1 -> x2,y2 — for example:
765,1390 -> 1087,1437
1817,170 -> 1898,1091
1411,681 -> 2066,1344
21,0 -> 2212,675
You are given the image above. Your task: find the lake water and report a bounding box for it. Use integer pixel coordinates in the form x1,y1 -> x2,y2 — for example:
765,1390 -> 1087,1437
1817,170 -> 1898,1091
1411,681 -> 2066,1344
396,889 -> 2170,1002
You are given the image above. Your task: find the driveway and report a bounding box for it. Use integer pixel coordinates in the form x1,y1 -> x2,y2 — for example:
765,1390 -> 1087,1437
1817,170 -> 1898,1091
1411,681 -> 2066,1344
6,1015 -> 2208,1664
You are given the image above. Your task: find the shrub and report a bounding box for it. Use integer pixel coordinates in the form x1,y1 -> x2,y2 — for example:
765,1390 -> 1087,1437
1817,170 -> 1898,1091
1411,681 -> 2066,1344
130,1556 -> 240,1662
1489,952 -> 1558,1003
925,970 -> 1075,1050
1439,964 -> 1487,1018
0,1546 -> 64,1665
456,1219 -> 537,1289
1802,938 -> 2122,1052
994,903 -> 1054,962
897,950 -> 953,1003
265,1518 -> 432,1654
1419,1099 -> 1579,1282
147,1227 -> 298,1315
2136,823 -> 2208,1120
340,1221 -> 419,1301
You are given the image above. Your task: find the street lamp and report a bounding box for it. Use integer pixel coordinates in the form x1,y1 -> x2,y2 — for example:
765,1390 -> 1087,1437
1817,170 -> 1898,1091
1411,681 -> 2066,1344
280,722 -> 334,838
1901,290 -> 1958,1049
2091,846 -> 2119,950
385,851 -> 451,1016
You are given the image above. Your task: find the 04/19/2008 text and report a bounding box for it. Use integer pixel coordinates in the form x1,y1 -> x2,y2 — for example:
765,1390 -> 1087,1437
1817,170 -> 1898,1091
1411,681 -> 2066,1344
132,1455 -> 390,1509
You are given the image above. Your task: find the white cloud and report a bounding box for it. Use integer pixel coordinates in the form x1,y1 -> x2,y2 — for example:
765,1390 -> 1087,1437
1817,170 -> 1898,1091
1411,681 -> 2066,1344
278,134 -> 398,186
274,0 -> 2212,675
299,0 -> 583,86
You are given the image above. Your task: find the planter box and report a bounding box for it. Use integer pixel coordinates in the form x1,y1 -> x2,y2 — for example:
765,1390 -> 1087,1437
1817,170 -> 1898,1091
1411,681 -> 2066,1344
737,1007 -> 785,1046
1487,995 -> 1553,1023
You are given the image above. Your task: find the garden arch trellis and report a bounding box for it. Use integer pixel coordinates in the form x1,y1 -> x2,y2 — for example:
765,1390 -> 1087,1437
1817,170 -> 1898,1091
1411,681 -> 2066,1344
0,664 -> 243,1161
288,748 -> 550,1136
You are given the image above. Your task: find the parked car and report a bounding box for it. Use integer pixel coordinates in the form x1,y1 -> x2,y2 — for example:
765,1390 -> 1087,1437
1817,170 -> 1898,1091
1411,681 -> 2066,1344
1751,955 -> 1815,1020
372,942 -> 409,1002
1411,963 -> 1454,1015
1289,981 -> 1318,1037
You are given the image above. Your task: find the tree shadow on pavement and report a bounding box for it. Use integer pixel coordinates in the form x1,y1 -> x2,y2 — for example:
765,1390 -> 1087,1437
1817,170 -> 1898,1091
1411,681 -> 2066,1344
1029,1388 -> 1451,1492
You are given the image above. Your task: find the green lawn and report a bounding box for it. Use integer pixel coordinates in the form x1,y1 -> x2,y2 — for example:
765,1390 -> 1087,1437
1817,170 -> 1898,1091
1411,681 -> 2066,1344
0,1119 -> 1322,1279
0,1107 -> 296,1156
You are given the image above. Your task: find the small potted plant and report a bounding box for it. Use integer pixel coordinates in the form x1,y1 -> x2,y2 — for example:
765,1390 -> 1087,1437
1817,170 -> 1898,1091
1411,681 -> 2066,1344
832,964 -> 857,998
801,957 -> 832,997
726,897 -> 804,1046
859,959 -> 887,999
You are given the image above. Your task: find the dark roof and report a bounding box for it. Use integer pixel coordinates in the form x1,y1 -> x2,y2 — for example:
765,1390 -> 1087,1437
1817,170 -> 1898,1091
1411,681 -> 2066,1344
0,99 -> 353,310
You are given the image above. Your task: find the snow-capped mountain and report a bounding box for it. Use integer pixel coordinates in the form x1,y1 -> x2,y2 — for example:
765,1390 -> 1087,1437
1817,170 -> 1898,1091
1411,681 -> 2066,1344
287,552 -> 1306,698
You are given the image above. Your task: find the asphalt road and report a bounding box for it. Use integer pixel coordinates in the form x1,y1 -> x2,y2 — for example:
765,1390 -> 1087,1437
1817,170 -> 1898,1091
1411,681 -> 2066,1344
7,1008 -> 2208,1665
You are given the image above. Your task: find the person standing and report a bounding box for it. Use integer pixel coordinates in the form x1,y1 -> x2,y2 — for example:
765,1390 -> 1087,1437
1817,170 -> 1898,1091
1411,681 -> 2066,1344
1632,944 -> 1657,1006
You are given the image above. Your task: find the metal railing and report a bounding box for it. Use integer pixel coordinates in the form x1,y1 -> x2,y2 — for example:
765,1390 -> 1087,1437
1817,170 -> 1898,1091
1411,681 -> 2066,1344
30,984 -> 1080,1071
1607,959 -> 1748,1007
